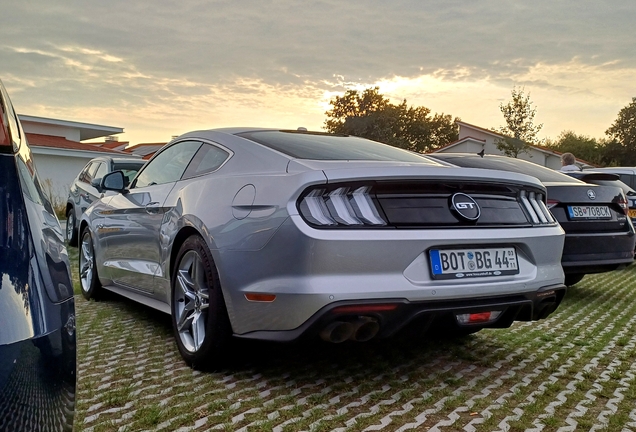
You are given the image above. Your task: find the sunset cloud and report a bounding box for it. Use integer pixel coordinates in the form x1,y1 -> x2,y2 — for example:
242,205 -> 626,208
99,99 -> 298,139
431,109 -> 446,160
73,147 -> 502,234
1,0 -> 634,143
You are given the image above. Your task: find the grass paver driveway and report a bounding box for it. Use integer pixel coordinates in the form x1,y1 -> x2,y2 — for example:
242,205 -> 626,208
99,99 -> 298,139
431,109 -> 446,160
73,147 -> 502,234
70,244 -> 636,431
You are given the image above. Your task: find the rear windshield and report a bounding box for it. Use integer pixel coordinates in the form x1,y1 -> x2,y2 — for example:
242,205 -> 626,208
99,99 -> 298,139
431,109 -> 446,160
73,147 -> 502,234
433,155 -> 583,183
592,179 -> 635,195
236,130 -> 439,163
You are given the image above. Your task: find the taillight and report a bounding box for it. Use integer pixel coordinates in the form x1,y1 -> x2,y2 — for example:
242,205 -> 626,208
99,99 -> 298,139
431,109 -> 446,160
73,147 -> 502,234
546,199 -> 559,209
520,190 -> 556,225
618,193 -> 629,216
299,185 -> 387,227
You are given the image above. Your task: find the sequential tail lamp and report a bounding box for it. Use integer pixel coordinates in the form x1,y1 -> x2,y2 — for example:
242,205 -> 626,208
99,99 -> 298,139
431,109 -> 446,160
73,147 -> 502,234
245,293 -> 277,302
456,310 -> 502,325
298,185 -> 387,227
331,304 -> 398,314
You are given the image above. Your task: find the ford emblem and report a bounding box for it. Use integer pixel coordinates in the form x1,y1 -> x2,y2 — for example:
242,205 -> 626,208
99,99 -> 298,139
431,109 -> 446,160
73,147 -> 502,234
587,189 -> 596,200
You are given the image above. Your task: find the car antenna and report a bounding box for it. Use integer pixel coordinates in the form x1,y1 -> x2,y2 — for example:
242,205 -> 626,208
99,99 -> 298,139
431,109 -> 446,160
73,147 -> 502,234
477,149 -> 485,158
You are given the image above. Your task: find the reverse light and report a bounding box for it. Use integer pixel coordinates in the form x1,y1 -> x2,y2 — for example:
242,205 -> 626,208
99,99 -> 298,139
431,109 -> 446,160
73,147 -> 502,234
299,185 -> 387,227
456,310 -> 502,325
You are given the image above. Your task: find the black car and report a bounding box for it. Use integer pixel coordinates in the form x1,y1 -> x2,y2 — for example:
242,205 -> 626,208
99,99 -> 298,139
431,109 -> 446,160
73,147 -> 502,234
0,80 -> 76,430
429,153 -> 635,286
66,156 -> 145,246
565,171 -> 636,226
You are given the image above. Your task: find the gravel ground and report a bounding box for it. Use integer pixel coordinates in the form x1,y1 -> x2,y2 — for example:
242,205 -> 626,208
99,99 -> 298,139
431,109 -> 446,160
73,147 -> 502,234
73,265 -> 636,432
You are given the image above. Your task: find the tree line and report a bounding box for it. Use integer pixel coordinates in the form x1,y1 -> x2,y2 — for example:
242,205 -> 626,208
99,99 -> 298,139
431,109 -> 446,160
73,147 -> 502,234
324,87 -> 636,167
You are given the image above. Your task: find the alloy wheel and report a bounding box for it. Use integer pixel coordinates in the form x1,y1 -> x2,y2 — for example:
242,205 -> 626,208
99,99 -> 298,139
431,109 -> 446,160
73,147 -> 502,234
66,212 -> 75,243
174,250 -> 210,353
79,233 -> 94,293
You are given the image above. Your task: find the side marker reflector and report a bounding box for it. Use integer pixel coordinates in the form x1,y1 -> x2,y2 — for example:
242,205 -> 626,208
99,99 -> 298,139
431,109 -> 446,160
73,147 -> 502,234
245,293 -> 276,302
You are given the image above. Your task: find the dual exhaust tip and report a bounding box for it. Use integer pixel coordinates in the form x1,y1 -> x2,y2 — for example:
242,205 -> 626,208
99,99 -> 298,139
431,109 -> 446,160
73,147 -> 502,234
319,317 -> 380,343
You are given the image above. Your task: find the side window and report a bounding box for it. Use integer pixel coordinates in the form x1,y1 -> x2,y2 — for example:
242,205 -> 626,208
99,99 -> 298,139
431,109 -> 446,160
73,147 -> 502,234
133,141 -> 201,188
86,162 -> 99,182
94,162 -> 109,181
183,143 -> 230,179
78,163 -> 93,183
619,174 -> 633,188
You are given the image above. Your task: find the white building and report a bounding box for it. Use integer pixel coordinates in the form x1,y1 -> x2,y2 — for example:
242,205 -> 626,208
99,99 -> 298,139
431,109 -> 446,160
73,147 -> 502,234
19,115 -> 140,204
432,121 -> 593,169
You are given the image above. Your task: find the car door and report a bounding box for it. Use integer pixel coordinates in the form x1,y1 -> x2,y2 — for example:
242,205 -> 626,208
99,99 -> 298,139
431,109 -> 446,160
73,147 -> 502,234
98,140 -> 202,293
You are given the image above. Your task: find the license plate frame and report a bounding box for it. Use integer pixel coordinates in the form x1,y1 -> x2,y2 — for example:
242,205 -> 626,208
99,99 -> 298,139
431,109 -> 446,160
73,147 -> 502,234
567,205 -> 611,220
429,247 -> 519,280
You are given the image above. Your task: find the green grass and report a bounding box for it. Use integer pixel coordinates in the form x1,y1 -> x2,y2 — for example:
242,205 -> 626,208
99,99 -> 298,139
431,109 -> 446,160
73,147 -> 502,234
70,254 -> 636,431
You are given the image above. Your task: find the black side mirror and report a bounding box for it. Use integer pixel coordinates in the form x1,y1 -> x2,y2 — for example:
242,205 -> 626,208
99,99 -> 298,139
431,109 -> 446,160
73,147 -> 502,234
90,177 -> 102,191
101,171 -> 127,193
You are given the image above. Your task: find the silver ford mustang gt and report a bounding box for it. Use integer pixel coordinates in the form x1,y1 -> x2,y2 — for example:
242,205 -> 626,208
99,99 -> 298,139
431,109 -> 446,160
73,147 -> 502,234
79,128 -> 566,368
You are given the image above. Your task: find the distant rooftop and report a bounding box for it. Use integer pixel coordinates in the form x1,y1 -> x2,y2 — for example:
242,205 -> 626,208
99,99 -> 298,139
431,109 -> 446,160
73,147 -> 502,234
26,133 -> 128,155
18,114 -> 124,141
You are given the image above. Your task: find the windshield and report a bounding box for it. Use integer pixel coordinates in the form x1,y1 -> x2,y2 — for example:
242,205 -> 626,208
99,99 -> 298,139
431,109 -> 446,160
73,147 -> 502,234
237,130 -> 440,163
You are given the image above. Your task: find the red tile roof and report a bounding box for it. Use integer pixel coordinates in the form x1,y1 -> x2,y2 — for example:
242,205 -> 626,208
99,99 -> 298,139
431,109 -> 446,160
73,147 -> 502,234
126,142 -> 166,158
99,141 -> 129,149
26,133 -> 126,154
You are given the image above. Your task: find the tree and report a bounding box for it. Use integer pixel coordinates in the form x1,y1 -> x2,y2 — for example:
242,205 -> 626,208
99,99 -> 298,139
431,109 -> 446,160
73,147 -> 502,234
324,87 -> 458,153
496,87 -> 543,157
544,131 -> 604,166
605,97 -> 636,166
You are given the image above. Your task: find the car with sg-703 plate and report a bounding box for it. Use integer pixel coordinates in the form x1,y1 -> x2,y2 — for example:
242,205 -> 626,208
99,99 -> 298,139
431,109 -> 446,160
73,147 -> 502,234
65,156 -> 145,246
78,128 -> 566,369
0,79 -> 76,430
428,153 -> 636,286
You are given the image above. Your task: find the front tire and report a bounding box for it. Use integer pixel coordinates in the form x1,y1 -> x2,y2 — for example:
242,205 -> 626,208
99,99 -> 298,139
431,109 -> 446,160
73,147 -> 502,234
171,235 -> 231,370
66,208 -> 78,247
79,227 -> 102,300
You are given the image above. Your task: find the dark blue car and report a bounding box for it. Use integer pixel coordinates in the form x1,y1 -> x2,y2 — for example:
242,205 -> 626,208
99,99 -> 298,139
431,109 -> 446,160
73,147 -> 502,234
0,80 -> 76,430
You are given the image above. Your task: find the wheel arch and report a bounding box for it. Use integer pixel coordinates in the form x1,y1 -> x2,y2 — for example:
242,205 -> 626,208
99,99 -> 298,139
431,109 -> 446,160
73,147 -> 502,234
169,226 -> 205,284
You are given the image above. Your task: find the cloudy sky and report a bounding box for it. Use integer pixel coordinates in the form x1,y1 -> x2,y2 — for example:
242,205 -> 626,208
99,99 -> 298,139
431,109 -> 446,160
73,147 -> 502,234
1,0 -> 634,145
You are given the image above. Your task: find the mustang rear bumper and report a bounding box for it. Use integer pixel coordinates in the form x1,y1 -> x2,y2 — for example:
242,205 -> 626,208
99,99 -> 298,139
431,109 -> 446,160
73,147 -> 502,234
235,283 -> 566,342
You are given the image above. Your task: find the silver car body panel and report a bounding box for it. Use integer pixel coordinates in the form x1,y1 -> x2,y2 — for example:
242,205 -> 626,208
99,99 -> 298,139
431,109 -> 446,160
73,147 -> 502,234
81,128 -> 566,339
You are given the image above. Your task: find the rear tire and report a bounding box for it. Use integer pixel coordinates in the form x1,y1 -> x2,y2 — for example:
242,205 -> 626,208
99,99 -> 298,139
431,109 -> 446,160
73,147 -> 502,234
171,235 -> 232,370
79,227 -> 102,300
66,208 -> 78,247
565,274 -> 585,286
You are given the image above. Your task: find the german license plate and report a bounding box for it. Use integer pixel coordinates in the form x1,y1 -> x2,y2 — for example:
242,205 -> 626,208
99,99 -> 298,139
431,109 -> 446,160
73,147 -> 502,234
567,205 -> 611,219
429,247 -> 519,280
629,209 -> 636,219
